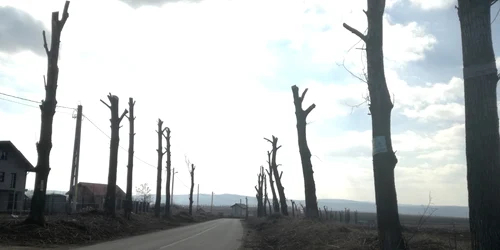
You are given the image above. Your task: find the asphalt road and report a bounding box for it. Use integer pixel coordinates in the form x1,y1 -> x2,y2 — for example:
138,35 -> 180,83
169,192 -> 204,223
72,218 -> 244,250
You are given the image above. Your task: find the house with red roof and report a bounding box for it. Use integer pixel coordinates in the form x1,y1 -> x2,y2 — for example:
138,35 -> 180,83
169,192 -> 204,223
67,182 -> 126,211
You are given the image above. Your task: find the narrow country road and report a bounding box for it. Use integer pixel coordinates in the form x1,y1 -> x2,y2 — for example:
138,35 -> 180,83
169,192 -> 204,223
72,218 -> 244,250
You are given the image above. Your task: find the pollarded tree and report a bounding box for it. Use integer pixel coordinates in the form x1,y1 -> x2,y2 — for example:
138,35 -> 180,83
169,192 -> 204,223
291,85 -> 319,219
343,0 -> 406,248
26,1 -> 70,226
164,127 -> 172,218
124,98 -> 136,219
456,1 -> 500,249
101,93 -> 128,216
188,161 -> 196,216
264,136 -> 288,216
266,151 -> 280,213
155,119 -> 167,217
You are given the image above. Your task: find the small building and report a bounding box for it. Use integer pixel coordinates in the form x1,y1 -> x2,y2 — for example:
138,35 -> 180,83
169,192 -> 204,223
45,193 -> 67,214
0,141 -> 35,213
66,182 -> 126,211
230,203 -> 246,217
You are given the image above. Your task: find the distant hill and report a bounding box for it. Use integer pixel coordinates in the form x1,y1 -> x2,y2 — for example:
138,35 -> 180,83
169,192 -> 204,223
40,190 -> 468,218
147,193 -> 469,218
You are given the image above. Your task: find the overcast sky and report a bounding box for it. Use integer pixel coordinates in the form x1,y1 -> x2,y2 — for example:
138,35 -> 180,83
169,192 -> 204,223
0,0 -> 499,206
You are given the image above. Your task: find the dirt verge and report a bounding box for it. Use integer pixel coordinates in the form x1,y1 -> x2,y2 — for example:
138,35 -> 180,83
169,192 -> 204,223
242,215 -> 471,250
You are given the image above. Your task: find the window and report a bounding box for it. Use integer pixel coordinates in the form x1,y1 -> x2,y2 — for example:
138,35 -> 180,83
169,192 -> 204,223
0,151 -> 7,160
0,172 -> 4,182
10,173 -> 16,188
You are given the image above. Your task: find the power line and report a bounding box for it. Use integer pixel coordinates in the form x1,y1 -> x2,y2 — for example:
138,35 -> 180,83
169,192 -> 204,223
0,95 -> 74,115
82,114 -> 157,170
175,175 -> 189,189
0,91 -> 75,110
0,90 -> 158,170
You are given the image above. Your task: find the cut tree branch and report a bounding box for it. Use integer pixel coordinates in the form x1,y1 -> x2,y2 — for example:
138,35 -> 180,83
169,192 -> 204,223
42,31 -> 49,55
342,23 -> 367,41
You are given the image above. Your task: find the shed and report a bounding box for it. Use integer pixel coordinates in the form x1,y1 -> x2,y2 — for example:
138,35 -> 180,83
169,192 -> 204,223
230,203 -> 246,217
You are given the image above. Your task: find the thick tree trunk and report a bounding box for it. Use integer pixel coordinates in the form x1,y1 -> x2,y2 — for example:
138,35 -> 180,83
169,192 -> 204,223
124,98 -> 135,219
155,119 -> 165,218
102,94 -> 127,217
164,128 -> 172,218
188,164 -> 195,215
343,0 -> 406,249
291,85 -> 319,219
265,136 -> 288,216
266,151 -> 280,213
25,1 -> 70,226
457,1 -> 500,249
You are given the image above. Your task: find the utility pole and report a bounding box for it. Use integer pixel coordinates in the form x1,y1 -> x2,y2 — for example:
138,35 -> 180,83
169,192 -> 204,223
171,168 -> 177,205
245,197 -> 248,219
210,191 -> 214,213
69,105 -> 82,213
196,184 -> 199,210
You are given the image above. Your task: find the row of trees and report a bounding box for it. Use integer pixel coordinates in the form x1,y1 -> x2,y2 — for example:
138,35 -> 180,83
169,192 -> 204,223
24,0 -> 200,225
252,0 -> 500,250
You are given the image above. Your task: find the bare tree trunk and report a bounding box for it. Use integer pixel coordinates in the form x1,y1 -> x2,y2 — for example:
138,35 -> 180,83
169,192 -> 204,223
124,98 -> 135,219
263,173 -> 267,217
265,136 -> 288,216
155,119 -> 166,217
291,85 -> 319,219
164,127 -> 172,218
343,0 -> 406,249
188,164 -> 195,216
457,1 -> 500,249
254,166 -> 264,217
25,1 -> 70,226
101,94 -> 128,216
266,151 -> 280,213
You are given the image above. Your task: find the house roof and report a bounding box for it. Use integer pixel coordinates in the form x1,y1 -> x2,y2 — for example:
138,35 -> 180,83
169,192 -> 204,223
230,203 -> 246,208
0,141 -> 35,171
66,182 -> 126,197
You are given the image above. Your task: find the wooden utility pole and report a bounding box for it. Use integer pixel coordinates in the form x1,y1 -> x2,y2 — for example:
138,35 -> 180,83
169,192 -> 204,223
196,184 -> 199,211
210,191 -> 214,213
69,105 -> 82,213
26,1 -> 70,226
245,197 -> 248,220
124,98 -> 135,219
171,168 -> 177,205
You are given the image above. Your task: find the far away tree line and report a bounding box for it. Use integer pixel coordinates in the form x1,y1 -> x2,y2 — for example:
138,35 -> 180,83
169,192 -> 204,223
22,0 -> 499,249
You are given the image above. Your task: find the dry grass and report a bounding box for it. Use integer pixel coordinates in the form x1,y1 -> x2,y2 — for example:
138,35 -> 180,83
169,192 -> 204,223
0,210 -> 217,248
242,215 -> 471,250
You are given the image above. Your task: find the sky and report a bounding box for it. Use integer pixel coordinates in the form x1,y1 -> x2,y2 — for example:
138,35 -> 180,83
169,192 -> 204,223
0,0 -> 499,207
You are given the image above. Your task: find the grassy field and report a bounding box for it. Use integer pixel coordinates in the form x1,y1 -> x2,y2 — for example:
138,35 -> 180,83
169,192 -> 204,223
242,213 -> 471,250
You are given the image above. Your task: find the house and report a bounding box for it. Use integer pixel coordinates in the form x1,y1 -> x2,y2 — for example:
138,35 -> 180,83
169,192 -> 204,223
230,203 -> 246,217
0,141 -> 35,213
66,182 -> 126,211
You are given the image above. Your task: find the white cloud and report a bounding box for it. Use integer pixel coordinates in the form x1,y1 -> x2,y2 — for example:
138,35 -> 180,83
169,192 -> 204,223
409,0 -> 456,10
0,0 -> 470,207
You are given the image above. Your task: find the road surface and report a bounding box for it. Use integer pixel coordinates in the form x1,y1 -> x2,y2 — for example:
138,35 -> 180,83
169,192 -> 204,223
72,218 -> 244,250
